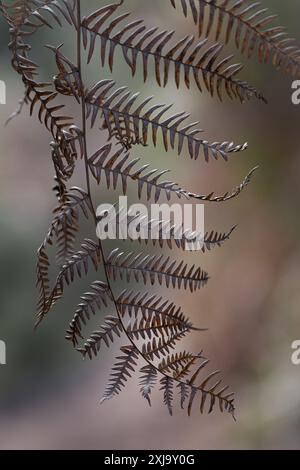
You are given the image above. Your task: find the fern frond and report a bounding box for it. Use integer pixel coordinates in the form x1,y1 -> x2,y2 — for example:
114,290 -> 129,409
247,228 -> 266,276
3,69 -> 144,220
169,0 -> 300,78
160,376 -> 174,415
66,281 -> 112,347
142,330 -> 189,361
116,291 -> 200,333
101,344 -> 139,402
127,316 -> 191,342
186,374 -> 234,416
4,1 -> 77,144
175,355 -> 209,381
88,143 -> 189,202
188,166 -> 258,202
76,315 -> 123,359
81,2 -> 265,102
107,249 -> 209,292
164,353 -> 235,416
1,0 -> 261,418
139,364 -> 158,406
36,244 -> 51,322
89,143 -> 256,203
158,351 -> 203,375
202,225 -> 236,251
85,80 -> 248,162
36,187 -> 91,319
52,186 -> 91,265
36,239 -> 101,325
26,79 -> 74,139
5,0 -> 76,32
29,0 -> 77,30
9,38 -> 74,141
55,211 -> 79,266
177,382 -> 190,409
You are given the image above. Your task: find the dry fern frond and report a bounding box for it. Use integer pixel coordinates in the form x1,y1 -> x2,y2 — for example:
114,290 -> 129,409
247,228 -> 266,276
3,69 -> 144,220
139,365 -> 158,406
85,79 -> 248,162
101,345 -> 139,402
76,315 -> 122,359
106,249 -> 209,292
169,0 -> 300,77
88,142 -> 257,202
3,0 -> 290,418
81,1 -> 266,102
66,281 -> 112,348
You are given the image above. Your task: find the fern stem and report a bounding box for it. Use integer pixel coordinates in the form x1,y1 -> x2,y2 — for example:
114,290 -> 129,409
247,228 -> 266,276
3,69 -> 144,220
77,0 -> 92,201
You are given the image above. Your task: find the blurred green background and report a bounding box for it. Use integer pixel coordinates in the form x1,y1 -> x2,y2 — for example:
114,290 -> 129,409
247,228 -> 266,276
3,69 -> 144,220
0,0 -> 300,450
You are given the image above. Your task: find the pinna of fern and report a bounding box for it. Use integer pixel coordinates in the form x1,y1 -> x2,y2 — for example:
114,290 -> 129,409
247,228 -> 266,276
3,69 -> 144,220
169,0 -> 300,78
2,0 -> 299,418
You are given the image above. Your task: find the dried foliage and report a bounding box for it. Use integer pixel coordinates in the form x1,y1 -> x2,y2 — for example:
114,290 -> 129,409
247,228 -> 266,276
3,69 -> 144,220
1,0 -> 298,418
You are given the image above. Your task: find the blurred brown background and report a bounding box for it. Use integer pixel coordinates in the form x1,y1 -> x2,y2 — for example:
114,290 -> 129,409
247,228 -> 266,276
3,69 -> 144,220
0,0 -> 300,450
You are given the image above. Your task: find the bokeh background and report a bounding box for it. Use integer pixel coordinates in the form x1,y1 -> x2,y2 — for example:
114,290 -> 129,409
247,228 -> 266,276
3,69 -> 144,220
0,0 -> 300,450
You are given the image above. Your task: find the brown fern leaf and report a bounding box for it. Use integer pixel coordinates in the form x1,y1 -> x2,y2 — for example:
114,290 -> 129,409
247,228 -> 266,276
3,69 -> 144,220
36,186 -> 91,319
5,0 -> 76,32
170,0 -> 300,78
139,364 -> 158,406
178,382 -> 190,409
81,1 -> 265,103
158,351 -> 203,375
116,291 -> 201,334
187,372 -> 235,416
27,80 -> 74,139
52,186 -> 92,228
28,0 -> 77,30
51,127 -> 85,179
1,0 -> 265,418
66,281 -> 112,347
88,143 -> 189,201
52,187 -> 80,266
36,239 -> 101,326
142,330 -> 190,361
188,166 -> 258,202
126,315 -> 191,342
202,225 -> 236,251
160,353 -> 235,416
107,249 -> 209,292
101,344 -> 139,402
85,80 -> 248,162
8,40 -> 73,141
175,355 -> 209,381
89,143 -> 257,202
4,1 -> 77,143
160,376 -> 174,416
36,244 -> 51,323
76,315 -> 123,359
55,212 -> 78,266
